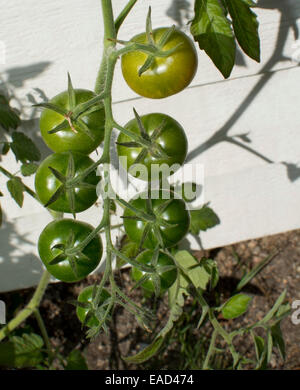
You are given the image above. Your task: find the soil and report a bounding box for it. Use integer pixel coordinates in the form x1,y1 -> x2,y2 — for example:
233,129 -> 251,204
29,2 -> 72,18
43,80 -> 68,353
1,229 -> 300,370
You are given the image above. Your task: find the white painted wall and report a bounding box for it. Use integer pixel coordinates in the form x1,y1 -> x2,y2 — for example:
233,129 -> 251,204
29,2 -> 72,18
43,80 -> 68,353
1,0 -> 300,292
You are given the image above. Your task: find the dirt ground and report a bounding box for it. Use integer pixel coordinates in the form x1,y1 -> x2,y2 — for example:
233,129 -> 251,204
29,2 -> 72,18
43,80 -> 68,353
1,229 -> 300,370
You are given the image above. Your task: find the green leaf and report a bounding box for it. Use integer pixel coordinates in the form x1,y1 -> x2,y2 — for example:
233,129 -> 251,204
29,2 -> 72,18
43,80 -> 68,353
221,293 -> 252,319
189,204 -> 220,235
252,333 -> 268,370
271,322 -> 286,361
65,349 -> 88,370
235,251 -> 277,292
191,0 -> 236,78
0,333 -> 44,368
201,258 -> 219,289
225,0 -> 260,62
0,95 -> 21,131
117,236 -> 140,269
122,337 -> 164,364
7,177 -> 24,207
175,250 -> 210,290
260,290 -> 287,324
123,264 -> 190,364
21,162 -> 39,176
10,131 -> 41,163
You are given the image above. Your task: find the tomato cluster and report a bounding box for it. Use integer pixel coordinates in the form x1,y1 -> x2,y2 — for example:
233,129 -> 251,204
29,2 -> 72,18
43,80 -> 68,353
36,87 -> 105,283
36,19 -> 197,313
118,26 -> 197,294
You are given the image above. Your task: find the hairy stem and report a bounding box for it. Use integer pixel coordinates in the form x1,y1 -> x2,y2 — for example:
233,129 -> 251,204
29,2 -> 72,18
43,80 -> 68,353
0,270 -> 51,341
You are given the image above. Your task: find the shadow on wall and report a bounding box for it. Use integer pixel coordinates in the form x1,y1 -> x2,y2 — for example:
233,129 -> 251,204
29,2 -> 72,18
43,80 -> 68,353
0,211 -> 44,292
0,61 -> 53,162
168,0 -> 300,182
0,62 -> 53,291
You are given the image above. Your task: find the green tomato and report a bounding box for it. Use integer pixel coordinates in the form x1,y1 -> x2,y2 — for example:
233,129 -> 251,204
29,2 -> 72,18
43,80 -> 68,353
34,151 -> 100,213
38,219 -> 103,283
40,89 -> 105,154
123,190 -> 190,249
121,27 -> 198,99
131,249 -> 177,294
76,286 -> 111,328
117,113 -> 188,181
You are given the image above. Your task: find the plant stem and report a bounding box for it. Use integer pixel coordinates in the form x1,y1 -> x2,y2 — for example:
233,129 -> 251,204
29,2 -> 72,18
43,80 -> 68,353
0,270 -> 51,341
34,309 -> 54,362
101,0 -> 116,49
115,0 -> 138,34
95,0 -> 116,94
202,329 -> 217,369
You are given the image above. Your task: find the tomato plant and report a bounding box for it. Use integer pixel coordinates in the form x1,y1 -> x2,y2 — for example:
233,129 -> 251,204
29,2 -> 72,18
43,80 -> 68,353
0,0 -> 289,373
117,112 -> 188,181
123,190 -> 190,249
40,89 -> 105,155
38,219 -> 103,283
76,286 -> 111,328
131,249 -> 177,294
34,151 -> 100,214
121,27 -> 198,99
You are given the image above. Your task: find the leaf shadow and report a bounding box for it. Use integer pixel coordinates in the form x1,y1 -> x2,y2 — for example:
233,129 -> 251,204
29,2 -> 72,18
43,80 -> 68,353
186,0 -> 300,182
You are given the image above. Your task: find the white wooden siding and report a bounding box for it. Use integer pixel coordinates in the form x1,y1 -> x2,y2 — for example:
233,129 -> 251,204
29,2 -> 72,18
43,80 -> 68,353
0,0 -> 300,292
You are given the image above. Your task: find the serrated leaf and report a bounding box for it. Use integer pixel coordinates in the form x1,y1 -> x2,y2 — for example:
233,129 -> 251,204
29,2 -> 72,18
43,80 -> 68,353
10,131 -> 41,162
21,162 -> 39,176
0,95 -> 21,131
175,250 -> 210,290
189,204 -> 220,234
7,177 -> 24,207
226,0 -> 260,62
191,0 -> 236,78
0,333 -> 44,368
65,349 -> 88,370
222,293 -> 252,319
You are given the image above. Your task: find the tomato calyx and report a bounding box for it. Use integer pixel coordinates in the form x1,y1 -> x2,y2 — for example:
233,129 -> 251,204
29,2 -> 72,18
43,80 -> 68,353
34,73 -> 105,141
137,7 -> 182,77
122,196 -> 179,250
44,152 -> 97,216
113,7 -> 183,77
131,248 -> 177,296
49,231 -> 84,279
116,108 -> 170,165
74,285 -> 112,330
